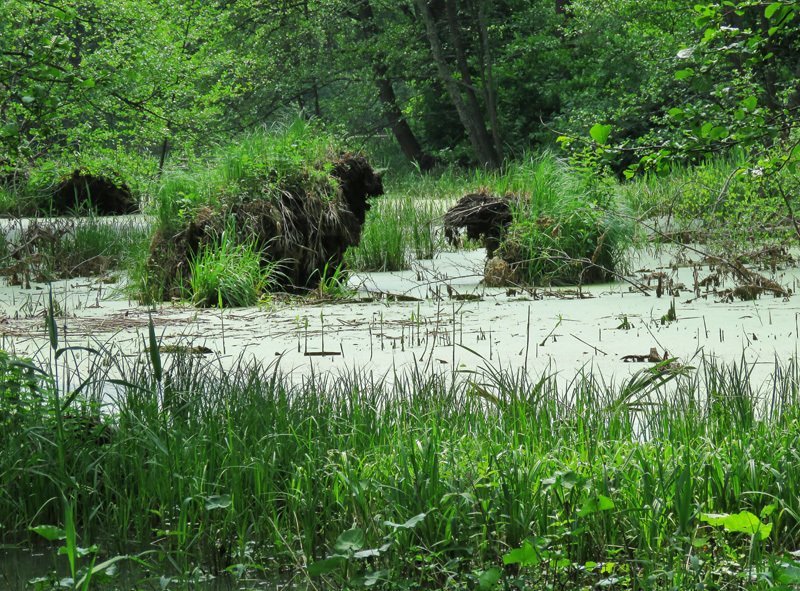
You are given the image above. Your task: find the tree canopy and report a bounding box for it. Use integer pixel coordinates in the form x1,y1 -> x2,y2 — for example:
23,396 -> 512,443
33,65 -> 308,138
2,0 -> 799,173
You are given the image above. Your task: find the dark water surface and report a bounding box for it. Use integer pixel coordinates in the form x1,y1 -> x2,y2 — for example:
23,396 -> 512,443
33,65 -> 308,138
0,546 -> 301,590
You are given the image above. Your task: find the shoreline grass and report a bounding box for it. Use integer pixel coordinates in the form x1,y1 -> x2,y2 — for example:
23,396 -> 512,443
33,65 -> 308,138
3,339 -> 800,589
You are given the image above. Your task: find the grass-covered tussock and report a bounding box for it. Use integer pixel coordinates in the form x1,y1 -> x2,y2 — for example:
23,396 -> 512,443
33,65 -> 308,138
138,119 -> 383,304
445,153 -> 633,286
0,149 -> 154,217
4,341 -> 800,589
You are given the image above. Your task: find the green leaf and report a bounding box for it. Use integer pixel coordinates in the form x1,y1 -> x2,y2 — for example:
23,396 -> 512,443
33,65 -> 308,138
478,567 -> 503,590
667,107 -> 684,118
765,3 -> 782,19
81,78 -> 96,89
700,511 -> 772,540
30,525 -> 66,541
383,513 -> 426,530
307,556 -> 345,576
0,123 -> 19,137
204,494 -> 231,510
675,68 -> 695,80
776,564 -> 800,585
21,95 -> 35,104
709,126 -> 729,140
761,504 -> 777,518
589,124 -> 612,145
579,494 -> 615,517
741,96 -> 758,111
503,540 -> 541,567
362,570 -> 388,586
147,313 -> 162,382
334,528 -> 365,553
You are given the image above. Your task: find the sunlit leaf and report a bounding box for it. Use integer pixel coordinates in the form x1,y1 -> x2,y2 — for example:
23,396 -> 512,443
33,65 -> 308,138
589,124 -> 612,145
334,528 -> 365,553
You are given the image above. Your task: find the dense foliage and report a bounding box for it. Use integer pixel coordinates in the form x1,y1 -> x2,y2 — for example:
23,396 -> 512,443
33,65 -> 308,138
3,0 -> 796,175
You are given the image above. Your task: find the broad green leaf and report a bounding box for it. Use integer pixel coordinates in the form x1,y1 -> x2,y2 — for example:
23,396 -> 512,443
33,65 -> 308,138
701,511 -> 772,540
307,556 -> 345,576
478,567 -> 503,590
589,124 -> 612,145
667,107 -> 684,118
776,564 -> 800,585
0,123 -> 18,137
741,96 -> 757,111
204,494 -> 232,510
383,513 -> 426,530
675,68 -> 695,80
709,126 -> 729,140
30,525 -> 66,541
578,495 -> 615,517
81,78 -> 96,88
22,95 -> 36,104
334,528 -> 365,553
503,540 -> 541,567
363,570 -> 388,587
765,3 -> 782,19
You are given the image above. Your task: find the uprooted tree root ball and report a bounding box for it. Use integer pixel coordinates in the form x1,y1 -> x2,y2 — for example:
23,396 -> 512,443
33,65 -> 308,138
445,190 -> 627,287
145,154 -> 383,302
444,192 -> 513,259
52,170 -> 137,215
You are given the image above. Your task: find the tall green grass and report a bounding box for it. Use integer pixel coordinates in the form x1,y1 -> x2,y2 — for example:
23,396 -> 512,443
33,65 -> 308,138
3,340 -> 800,589
345,196 -> 448,271
152,118 -> 341,233
0,217 -> 151,282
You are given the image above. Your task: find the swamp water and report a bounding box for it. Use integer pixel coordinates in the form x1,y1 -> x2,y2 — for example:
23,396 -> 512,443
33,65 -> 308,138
1,246 -> 798,385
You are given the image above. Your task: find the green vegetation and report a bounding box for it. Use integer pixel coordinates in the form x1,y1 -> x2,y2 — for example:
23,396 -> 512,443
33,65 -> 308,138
3,0 -> 800,588
188,228 -> 277,308
3,340 -> 800,589
136,120 -> 375,304
0,218 -> 150,284
346,196 -> 448,272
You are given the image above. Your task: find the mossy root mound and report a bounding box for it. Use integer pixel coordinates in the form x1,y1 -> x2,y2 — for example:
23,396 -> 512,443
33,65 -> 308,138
444,192 -> 513,259
445,190 -> 625,287
148,154 -> 383,298
52,170 -> 137,215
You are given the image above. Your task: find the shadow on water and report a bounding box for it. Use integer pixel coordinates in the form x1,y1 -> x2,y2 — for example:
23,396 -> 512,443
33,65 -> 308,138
0,546 -> 305,591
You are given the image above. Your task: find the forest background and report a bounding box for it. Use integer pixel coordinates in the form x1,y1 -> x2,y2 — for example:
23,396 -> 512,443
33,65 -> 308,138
3,0 -> 799,180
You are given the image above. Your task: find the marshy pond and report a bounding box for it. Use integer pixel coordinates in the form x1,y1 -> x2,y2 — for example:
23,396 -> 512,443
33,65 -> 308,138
1,241 -> 797,385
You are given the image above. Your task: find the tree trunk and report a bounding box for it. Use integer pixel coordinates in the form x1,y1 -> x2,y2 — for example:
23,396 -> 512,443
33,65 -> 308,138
414,0 -> 499,167
444,0 -> 499,166
477,0 -> 503,162
359,2 -> 434,170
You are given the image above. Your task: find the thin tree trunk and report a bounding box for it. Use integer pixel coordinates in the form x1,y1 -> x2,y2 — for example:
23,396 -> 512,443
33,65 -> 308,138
359,1 -> 433,170
415,0 -> 498,167
477,0 -> 502,163
445,0 -> 499,166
